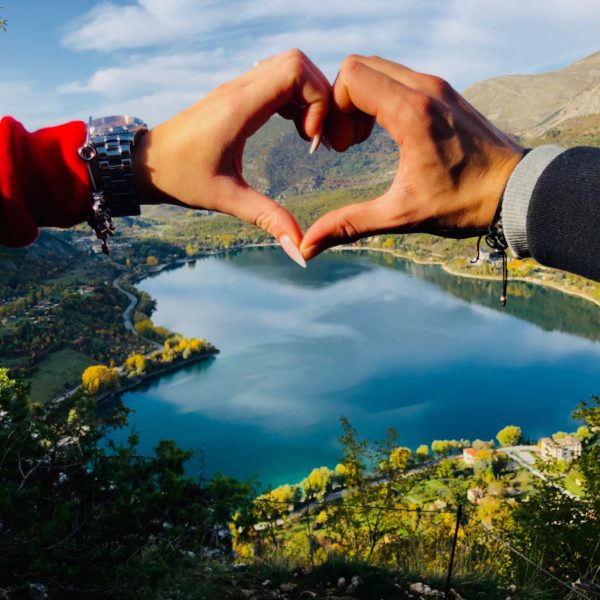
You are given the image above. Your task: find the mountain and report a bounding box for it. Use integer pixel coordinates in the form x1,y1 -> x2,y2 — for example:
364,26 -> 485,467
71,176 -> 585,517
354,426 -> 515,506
463,50 -> 600,136
243,117 -> 397,199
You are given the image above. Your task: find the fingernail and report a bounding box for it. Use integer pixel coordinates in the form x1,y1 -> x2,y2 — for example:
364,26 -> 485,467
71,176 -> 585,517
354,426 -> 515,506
309,132 -> 321,155
280,235 -> 307,268
321,134 -> 331,151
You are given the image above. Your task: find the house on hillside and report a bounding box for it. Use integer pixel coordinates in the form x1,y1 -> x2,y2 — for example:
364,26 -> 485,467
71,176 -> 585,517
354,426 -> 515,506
539,436 -> 582,462
472,247 -> 503,265
78,286 -> 97,295
467,487 -> 485,505
462,448 -> 479,466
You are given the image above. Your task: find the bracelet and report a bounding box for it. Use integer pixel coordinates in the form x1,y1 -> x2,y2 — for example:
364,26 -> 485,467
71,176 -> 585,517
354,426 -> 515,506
469,149 -> 532,306
470,192 -> 510,306
78,119 -> 114,255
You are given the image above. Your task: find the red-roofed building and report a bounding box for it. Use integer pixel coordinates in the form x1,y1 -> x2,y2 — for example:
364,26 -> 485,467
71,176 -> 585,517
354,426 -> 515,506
462,448 -> 479,466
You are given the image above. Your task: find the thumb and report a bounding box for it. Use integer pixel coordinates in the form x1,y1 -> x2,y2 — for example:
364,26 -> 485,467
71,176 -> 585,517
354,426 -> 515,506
300,196 -> 391,260
217,179 -> 306,267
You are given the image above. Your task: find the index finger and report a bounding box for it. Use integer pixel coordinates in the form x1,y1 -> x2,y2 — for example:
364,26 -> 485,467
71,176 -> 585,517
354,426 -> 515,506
241,49 -> 331,140
329,57 -> 417,145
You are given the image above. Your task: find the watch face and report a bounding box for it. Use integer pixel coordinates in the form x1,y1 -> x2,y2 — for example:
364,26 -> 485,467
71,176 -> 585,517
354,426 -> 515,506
90,115 -> 147,137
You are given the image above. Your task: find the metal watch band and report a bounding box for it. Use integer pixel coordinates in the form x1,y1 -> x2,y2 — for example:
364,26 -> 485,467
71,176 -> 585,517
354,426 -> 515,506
95,133 -> 141,218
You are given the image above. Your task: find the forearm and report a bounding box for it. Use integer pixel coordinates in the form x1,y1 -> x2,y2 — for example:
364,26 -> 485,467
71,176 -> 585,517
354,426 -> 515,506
0,117 -> 91,248
503,145 -> 600,282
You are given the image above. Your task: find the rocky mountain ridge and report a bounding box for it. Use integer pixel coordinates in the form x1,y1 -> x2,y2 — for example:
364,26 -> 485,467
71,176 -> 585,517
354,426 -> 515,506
463,50 -> 600,136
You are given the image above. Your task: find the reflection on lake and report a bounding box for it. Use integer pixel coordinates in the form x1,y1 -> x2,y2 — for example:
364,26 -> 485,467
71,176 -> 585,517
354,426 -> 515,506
118,248 -> 600,487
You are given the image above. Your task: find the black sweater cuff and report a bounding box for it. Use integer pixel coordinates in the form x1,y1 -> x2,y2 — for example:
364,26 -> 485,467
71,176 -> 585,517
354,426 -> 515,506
527,146 -> 600,282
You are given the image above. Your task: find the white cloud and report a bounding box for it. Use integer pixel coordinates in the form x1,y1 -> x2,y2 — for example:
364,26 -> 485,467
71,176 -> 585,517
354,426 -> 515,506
55,0 -> 600,129
0,0 -> 593,132
0,81 -> 66,130
63,0 -> 431,53
58,51 -> 235,97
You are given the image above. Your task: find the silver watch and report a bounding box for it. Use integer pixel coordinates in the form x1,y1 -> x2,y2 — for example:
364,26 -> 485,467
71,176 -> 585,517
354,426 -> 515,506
78,115 -> 148,254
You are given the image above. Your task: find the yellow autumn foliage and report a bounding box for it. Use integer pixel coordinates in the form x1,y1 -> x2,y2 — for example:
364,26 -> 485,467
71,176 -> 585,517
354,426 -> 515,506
81,365 -> 120,395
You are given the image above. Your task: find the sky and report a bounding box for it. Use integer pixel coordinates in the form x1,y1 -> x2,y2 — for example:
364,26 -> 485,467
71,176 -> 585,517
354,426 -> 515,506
1,0 -> 600,130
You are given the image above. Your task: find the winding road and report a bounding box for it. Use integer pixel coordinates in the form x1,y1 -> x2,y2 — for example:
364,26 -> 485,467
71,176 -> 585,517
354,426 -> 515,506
112,275 -> 138,334
503,445 -> 576,499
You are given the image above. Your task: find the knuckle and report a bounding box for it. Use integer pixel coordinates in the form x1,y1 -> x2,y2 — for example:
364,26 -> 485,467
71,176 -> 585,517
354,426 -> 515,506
254,206 -> 282,233
338,216 -> 360,240
429,75 -> 454,99
284,48 -> 306,68
340,54 -> 363,77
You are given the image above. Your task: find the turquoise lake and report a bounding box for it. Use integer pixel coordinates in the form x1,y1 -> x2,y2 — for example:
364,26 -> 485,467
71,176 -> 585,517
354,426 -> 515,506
121,248 -> 600,488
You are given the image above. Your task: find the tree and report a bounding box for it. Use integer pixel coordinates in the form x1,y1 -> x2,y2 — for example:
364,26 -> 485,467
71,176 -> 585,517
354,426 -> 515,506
301,466 -> 333,501
0,370 -> 255,596
496,425 -> 523,447
573,396 -> 600,498
0,367 -> 16,395
146,255 -> 159,267
431,439 -> 466,456
436,457 -> 457,479
416,444 -> 429,461
323,418 -> 429,562
134,318 -> 155,337
388,446 -> 411,472
81,364 -> 120,394
576,425 -> 592,440
124,353 -> 148,377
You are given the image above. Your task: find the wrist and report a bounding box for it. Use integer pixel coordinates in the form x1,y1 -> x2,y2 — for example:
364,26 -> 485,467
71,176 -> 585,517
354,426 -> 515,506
132,129 -> 157,205
132,128 -> 180,207
479,148 -> 525,230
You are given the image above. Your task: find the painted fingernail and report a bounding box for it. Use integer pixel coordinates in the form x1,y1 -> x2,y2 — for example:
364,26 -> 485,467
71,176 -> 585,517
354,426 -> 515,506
309,132 -> 321,155
321,133 -> 331,151
280,235 -> 307,269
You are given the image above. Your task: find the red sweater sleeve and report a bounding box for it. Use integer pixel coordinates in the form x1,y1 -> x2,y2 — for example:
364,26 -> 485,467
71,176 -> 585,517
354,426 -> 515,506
0,117 -> 92,247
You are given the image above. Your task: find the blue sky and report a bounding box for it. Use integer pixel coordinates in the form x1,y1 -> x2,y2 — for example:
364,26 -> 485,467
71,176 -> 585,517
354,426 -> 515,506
1,0 -> 600,129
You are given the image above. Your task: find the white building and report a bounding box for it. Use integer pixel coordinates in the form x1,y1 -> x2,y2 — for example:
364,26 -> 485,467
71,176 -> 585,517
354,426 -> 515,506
539,436 -> 582,462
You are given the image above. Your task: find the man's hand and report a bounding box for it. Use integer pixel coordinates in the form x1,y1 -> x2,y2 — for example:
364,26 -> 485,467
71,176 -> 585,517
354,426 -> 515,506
301,55 -> 524,260
134,50 -> 331,263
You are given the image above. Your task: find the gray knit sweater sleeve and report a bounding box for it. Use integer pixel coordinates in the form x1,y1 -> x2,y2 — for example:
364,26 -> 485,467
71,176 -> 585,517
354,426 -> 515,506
502,145 -> 600,282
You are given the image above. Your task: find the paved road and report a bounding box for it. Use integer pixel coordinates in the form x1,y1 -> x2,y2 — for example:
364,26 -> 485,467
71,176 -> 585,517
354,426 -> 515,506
503,445 -> 577,499
112,275 -> 137,334
52,276 -> 159,404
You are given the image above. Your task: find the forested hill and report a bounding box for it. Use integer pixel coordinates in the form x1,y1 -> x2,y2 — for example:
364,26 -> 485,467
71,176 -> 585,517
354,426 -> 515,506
242,118 -> 397,199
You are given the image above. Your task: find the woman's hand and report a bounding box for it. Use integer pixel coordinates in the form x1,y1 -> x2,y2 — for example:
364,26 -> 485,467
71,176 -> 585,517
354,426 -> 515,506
134,49 -> 331,265
300,55 -> 524,260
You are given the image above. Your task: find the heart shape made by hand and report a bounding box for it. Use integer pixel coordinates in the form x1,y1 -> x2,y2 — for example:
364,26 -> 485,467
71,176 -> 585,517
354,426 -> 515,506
135,51 -> 523,267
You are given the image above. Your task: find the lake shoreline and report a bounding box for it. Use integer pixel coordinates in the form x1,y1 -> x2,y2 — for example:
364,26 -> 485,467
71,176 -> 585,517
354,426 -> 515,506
97,349 -> 219,406
186,242 -> 600,309
339,245 -> 600,309
121,248 -> 597,486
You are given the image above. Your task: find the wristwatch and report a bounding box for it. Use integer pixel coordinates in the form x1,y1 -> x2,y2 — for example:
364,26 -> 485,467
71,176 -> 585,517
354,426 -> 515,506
78,115 -> 148,254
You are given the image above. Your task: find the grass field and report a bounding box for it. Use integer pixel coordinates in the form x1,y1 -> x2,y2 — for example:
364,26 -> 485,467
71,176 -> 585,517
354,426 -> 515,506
25,348 -> 92,404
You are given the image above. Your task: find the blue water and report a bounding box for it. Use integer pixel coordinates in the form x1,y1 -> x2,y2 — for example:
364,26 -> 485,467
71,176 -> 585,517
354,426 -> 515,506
119,248 -> 600,488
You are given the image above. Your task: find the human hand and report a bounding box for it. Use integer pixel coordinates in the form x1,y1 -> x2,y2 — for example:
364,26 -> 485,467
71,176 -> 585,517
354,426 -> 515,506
134,50 -> 331,266
300,55 -> 525,260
